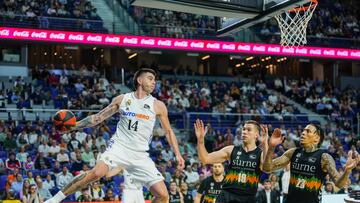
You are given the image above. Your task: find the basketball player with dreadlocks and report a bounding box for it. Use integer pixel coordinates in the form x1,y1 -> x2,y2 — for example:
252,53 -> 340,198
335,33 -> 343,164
263,123 -> 360,203
194,119 -> 270,203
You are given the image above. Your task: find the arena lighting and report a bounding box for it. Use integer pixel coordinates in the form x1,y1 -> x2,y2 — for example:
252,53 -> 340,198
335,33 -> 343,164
187,53 -> 199,57
235,63 -> 241,67
202,55 -> 210,60
246,56 -> 254,61
128,53 -> 137,59
0,27 -> 360,60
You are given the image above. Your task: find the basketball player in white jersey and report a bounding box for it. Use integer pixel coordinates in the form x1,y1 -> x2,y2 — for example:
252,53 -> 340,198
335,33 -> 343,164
46,68 -> 185,203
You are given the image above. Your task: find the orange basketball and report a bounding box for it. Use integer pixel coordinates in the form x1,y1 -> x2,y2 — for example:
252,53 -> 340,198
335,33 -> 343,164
53,110 -> 76,132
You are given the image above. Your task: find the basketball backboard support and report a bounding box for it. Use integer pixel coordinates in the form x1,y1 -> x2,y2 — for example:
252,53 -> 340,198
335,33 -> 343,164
131,0 -> 310,37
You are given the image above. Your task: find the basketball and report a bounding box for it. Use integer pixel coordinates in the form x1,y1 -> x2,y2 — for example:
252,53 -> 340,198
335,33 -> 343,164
52,110 -> 76,132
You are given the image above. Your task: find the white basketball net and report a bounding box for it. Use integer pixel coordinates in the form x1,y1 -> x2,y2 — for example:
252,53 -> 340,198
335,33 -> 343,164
275,0 -> 318,46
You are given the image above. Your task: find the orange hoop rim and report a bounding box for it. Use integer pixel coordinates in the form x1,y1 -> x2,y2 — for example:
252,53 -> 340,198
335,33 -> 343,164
288,0 -> 318,12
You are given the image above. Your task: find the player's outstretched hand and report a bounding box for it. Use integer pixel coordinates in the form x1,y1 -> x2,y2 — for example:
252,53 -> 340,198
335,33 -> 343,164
259,124 -> 269,147
269,128 -> 284,148
345,150 -> 360,172
176,154 -> 185,169
194,119 -> 207,142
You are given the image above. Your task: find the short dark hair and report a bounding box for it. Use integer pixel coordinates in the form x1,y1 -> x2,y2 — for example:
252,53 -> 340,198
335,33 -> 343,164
245,120 -> 261,134
309,123 -> 324,147
133,68 -> 156,90
263,179 -> 271,184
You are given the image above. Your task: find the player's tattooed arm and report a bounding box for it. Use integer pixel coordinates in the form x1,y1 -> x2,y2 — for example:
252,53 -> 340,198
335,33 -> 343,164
62,172 -> 87,195
75,95 -> 123,130
263,147 -> 295,173
322,151 -> 360,188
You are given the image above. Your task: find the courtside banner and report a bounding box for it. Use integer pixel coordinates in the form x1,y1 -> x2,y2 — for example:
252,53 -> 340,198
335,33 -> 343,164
0,27 -> 359,60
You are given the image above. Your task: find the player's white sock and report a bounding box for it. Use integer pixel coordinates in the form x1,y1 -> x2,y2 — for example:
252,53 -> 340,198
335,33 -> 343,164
48,191 -> 66,203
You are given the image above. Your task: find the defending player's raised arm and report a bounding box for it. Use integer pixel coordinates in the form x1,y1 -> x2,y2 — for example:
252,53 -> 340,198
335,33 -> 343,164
322,151 -> 360,188
155,100 -> 185,169
194,119 -> 233,164
75,95 -> 123,130
259,124 -> 269,171
262,128 -> 294,172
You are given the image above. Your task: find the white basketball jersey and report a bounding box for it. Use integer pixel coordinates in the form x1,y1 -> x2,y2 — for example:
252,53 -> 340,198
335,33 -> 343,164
113,92 -> 156,151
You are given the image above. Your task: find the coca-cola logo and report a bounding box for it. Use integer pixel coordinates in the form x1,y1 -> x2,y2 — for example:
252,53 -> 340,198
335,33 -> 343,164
105,36 -> 120,43
140,39 -> 155,45
337,50 -> 348,56
50,33 -> 65,40
222,44 -> 235,50
0,29 -> 10,36
282,47 -> 295,54
31,32 -> 47,39
157,40 -> 172,46
13,31 -> 30,37
190,42 -> 204,48
323,50 -> 335,56
238,44 -> 251,51
309,49 -> 321,55
87,35 -> 102,42
123,37 -> 138,44
206,43 -> 220,49
350,51 -> 360,57
253,45 -> 266,52
174,41 -> 188,47
68,34 -> 84,41
268,46 -> 280,53
295,48 -> 307,54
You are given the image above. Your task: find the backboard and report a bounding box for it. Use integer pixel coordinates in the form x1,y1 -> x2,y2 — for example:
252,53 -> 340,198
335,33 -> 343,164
131,0 -> 310,36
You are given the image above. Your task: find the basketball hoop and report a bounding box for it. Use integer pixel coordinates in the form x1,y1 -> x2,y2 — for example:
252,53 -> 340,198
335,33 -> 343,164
274,0 -> 318,46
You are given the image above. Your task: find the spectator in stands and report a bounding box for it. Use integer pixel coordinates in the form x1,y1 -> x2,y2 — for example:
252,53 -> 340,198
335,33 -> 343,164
81,145 -> 94,165
256,179 -> 280,203
68,132 -> 82,151
42,174 -> 55,191
103,188 -> 119,201
56,148 -> 70,165
34,152 -> 51,170
180,182 -> 193,203
20,179 -> 31,200
6,152 -> 22,171
89,181 -> 105,201
36,178 -> 52,201
71,153 -> 85,173
323,181 -> 335,194
22,184 -> 44,203
4,133 -> 17,150
26,171 -> 36,185
6,167 -> 20,191
171,169 -> 185,186
56,166 -> 73,190
77,187 -> 92,202
269,174 -> 281,194
3,189 -> 19,201
11,173 -> 24,195
168,181 -> 184,203
183,164 -> 199,189
48,140 -> 60,158
16,146 -> 29,164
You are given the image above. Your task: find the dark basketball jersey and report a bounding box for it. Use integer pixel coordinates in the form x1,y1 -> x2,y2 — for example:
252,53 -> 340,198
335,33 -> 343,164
198,176 -> 223,203
169,191 -> 181,203
222,146 -> 262,196
287,148 -> 326,203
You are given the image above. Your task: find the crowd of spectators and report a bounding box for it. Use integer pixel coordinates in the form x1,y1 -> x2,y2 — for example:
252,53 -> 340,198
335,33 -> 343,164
120,0 -> 217,38
270,77 -> 359,130
0,0 -> 104,32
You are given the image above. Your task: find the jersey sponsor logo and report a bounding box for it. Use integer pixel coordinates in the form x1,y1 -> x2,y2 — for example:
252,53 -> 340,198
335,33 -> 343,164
122,111 -> 150,120
308,157 -> 317,163
292,162 -> 316,173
